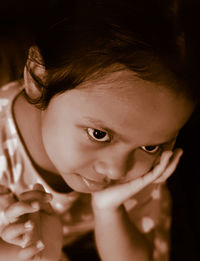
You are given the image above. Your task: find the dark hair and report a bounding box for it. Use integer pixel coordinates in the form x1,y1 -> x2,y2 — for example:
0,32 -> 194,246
24,0 -> 195,109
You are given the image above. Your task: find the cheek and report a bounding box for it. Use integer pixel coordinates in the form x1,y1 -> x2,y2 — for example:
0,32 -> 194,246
126,150 -> 160,180
42,124 -> 94,173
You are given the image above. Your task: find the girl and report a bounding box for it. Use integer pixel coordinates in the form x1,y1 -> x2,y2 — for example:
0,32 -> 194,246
0,0 -> 196,260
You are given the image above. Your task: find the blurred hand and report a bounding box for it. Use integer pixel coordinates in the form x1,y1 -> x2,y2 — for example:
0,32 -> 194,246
92,149 -> 183,212
0,184 -> 63,260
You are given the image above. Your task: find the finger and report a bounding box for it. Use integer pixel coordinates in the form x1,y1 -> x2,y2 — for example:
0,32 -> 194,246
18,240 -> 45,260
154,148 -> 183,183
33,183 -> 46,191
0,209 -> 9,228
1,220 -> 34,246
4,201 -> 40,223
137,150 -> 173,185
92,150 -> 173,210
19,184 -> 53,214
2,231 -> 32,248
0,187 -> 17,209
19,183 -> 52,202
0,185 -> 11,194
19,190 -> 52,203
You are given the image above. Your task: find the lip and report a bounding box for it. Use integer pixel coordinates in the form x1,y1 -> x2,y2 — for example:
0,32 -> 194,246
80,175 -> 109,192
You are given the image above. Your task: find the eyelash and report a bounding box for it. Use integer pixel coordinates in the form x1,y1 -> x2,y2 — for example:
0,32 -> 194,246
140,145 -> 161,154
86,127 -> 166,154
86,128 -> 111,143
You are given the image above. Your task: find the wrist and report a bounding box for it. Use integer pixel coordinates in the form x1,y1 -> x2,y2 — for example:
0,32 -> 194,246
92,197 -> 124,218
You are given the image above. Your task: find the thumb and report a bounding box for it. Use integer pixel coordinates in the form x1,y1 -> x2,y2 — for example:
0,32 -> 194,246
33,183 -> 46,192
20,183 -> 54,215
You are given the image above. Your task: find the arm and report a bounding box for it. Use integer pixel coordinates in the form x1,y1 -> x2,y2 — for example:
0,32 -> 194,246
93,205 -> 152,261
92,149 -> 182,261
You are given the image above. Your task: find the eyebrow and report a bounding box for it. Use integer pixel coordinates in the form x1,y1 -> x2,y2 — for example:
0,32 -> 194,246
81,117 -> 117,136
81,117 -> 178,145
153,137 -> 177,146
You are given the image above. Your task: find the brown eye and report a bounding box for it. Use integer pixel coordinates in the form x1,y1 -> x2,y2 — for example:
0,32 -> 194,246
141,145 -> 160,153
87,128 -> 110,142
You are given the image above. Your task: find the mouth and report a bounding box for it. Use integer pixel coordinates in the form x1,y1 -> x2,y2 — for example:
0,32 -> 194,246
80,175 -> 110,192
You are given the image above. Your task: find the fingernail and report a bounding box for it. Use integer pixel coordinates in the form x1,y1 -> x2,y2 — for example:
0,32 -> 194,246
164,151 -> 173,163
31,201 -> 40,210
24,220 -> 34,231
178,149 -> 184,157
36,240 -> 45,250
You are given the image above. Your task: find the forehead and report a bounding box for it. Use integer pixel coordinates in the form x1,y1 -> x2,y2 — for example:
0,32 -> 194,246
52,70 -> 194,144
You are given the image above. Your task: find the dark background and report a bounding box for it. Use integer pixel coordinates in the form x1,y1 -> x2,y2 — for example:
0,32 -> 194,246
0,1 -> 200,260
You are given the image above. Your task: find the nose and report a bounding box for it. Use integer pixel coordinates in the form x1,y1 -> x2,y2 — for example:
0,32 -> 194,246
93,151 -> 133,180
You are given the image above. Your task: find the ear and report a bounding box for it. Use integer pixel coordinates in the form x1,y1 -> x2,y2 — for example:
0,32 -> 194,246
23,46 -> 46,99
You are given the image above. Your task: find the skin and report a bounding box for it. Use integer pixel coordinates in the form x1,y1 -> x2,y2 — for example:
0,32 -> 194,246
0,184 -> 63,261
2,67 -> 194,260
15,69 -> 193,193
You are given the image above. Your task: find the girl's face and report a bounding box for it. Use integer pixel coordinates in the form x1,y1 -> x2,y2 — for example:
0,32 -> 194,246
40,70 -> 193,193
